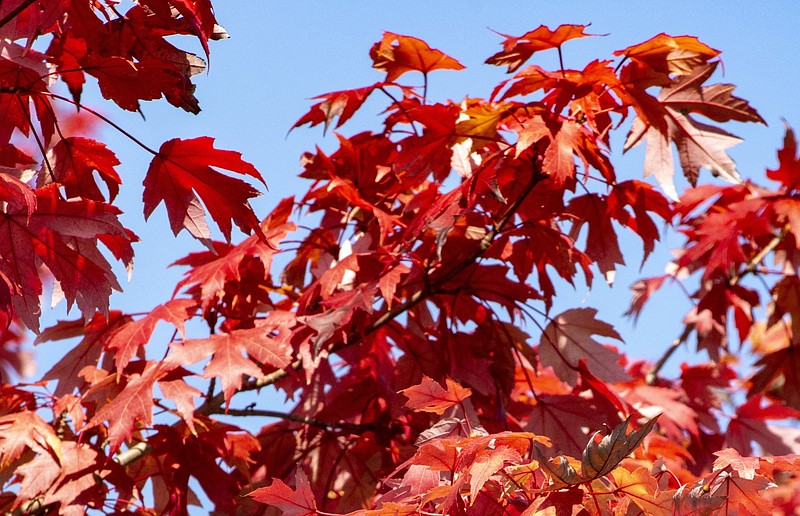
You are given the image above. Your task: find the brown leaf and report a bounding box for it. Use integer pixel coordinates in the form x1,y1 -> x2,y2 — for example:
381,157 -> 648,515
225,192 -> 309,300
580,415 -> 659,481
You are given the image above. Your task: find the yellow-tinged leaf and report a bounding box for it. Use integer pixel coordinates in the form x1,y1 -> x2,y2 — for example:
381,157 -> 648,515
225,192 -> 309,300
615,34 -> 720,76
455,102 -> 510,150
361,502 -> 422,516
611,467 -> 674,516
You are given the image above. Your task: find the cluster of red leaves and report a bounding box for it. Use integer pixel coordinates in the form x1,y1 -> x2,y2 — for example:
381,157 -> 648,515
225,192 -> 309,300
0,4 -> 799,514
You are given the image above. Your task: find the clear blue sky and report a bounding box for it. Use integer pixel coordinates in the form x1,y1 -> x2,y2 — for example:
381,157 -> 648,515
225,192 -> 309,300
33,3 -> 800,379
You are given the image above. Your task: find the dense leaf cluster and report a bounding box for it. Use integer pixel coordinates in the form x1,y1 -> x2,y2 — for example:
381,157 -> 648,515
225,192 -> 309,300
0,2 -> 798,514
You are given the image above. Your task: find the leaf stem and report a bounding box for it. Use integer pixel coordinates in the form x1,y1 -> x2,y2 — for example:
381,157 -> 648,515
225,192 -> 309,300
379,85 -> 420,137
43,92 -> 160,156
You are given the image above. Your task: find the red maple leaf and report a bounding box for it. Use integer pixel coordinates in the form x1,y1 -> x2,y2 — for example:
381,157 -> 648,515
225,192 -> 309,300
0,411 -> 61,469
46,137 -> 121,202
0,185 -> 136,331
624,63 -> 764,198
249,470 -> 317,516
486,24 -> 595,73
615,34 -> 720,77
767,125 -> 800,191
400,376 -> 473,415
567,194 -> 625,283
165,313 -> 294,404
370,32 -> 464,82
725,396 -> 800,456
105,299 -> 198,373
84,360 -> 164,452
292,83 -> 383,133
143,137 -> 267,247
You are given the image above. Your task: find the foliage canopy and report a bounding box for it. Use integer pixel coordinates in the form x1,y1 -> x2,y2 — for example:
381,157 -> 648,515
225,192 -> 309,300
0,2 -> 799,515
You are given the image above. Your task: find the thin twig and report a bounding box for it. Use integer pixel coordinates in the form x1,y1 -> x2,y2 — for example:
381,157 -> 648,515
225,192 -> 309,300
42,92 -> 160,155
730,229 -> 787,287
220,407 -> 373,432
115,160 -> 546,468
646,324 -> 694,385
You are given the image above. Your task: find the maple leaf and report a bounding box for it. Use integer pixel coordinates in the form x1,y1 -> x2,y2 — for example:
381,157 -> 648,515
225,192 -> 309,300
370,32 -> 464,82
624,63 -> 764,199
249,470 -> 317,515
293,83 -> 382,133
44,137 -> 122,202
105,299 -> 197,373
468,445 -> 521,503
0,411 -> 62,468
400,376 -> 472,415
37,311 -> 129,396
84,360 -> 165,452
143,137 -> 267,248
538,308 -> 628,385
713,448 -> 760,480
707,472 -> 778,516
567,194 -> 625,282
725,396 -> 800,456
607,180 -> 672,263
767,125 -> 800,191
165,313 -> 294,404
0,185 -> 136,332
610,466 -> 674,516
15,440 -> 133,515
615,34 -> 720,77
625,275 -> 668,323
486,24 -> 594,73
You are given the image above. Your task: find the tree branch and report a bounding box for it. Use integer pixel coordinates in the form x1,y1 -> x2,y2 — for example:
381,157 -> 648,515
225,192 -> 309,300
646,324 -> 694,385
220,407 -> 374,432
115,163 -> 547,468
199,167 -> 546,411
115,441 -> 153,467
730,228 -> 787,287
